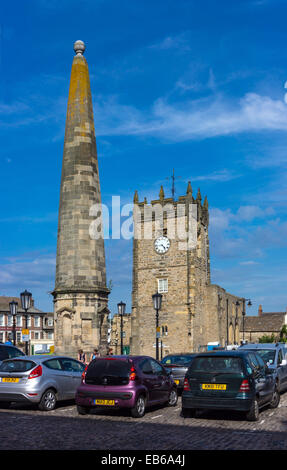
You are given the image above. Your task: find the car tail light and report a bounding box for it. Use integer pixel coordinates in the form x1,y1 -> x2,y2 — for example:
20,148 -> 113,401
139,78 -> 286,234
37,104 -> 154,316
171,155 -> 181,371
183,378 -> 190,391
129,366 -> 137,381
28,365 -> 42,379
81,365 -> 89,384
239,379 -> 250,392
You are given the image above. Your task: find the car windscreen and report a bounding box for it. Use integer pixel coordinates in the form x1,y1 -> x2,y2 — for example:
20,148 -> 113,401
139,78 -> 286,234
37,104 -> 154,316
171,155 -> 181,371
85,359 -> 132,385
249,349 -> 276,365
161,355 -> 194,366
0,360 -> 36,373
189,356 -> 244,373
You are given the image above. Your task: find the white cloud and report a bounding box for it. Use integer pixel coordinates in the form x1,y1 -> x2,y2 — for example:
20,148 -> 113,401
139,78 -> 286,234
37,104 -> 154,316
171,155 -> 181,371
0,253 -> 56,289
149,34 -> 191,53
94,92 -> 287,142
190,169 -> 241,183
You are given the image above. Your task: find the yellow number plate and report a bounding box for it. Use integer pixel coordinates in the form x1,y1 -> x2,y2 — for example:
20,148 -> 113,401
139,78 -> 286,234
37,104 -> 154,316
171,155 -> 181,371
95,399 -> 115,406
1,378 -> 19,383
202,383 -> 226,390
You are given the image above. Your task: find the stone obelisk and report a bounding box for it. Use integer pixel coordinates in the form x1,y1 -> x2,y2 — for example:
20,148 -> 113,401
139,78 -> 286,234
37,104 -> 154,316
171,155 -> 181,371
52,40 -> 110,357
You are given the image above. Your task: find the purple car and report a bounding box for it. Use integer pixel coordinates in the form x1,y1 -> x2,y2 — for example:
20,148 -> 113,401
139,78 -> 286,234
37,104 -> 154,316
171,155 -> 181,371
75,355 -> 178,418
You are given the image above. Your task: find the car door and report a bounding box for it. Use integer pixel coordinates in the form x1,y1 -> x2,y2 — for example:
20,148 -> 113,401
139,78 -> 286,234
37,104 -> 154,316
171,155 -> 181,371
282,348 -> 287,390
43,358 -> 71,400
60,358 -> 85,397
139,358 -> 159,404
277,349 -> 287,391
150,359 -> 170,403
249,353 -> 273,405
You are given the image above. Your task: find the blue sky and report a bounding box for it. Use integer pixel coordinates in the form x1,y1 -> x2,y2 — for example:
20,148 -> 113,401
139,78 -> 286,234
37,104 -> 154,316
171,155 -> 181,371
1,0 -> 287,317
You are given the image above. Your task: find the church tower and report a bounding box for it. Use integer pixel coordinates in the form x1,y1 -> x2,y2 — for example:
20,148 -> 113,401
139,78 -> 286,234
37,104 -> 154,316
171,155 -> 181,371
130,182 -> 243,355
52,41 -> 109,357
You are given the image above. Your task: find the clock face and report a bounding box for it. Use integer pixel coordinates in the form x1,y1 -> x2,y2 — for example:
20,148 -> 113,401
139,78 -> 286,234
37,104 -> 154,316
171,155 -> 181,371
154,236 -> 170,254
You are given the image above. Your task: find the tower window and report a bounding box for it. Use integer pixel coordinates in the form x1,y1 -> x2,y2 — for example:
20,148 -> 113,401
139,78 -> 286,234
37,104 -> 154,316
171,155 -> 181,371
158,278 -> 168,293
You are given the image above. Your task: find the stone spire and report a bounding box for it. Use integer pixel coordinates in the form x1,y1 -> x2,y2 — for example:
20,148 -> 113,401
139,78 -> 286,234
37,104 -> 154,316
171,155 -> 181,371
186,181 -> 192,196
53,41 -> 109,356
133,190 -> 139,204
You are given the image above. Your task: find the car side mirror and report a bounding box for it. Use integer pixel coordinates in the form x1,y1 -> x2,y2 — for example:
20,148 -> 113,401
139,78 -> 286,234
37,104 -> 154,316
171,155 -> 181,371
280,359 -> 287,366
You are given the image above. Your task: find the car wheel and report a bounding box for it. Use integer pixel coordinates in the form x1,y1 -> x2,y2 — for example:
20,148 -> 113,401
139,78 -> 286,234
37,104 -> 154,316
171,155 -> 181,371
131,395 -> 146,418
77,405 -> 90,415
167,389 -> 178,407
246,398 -> 259,421
38,389 -> 57,411
269,388 -> 280,409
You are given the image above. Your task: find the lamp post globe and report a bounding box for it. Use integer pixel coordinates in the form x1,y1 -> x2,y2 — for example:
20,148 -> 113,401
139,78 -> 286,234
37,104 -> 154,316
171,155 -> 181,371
20,290 -> 32,355
152,292 -> 162,311
117,301 -> 126,316
20,290 -> 32,311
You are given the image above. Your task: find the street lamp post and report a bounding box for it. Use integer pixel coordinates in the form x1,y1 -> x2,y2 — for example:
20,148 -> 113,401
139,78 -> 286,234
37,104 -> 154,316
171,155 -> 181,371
237,298 -> 252,343
117,301 -> 126,355
20,290 -> 32,355
152,292 -> 162,361
9,301 -> 18,346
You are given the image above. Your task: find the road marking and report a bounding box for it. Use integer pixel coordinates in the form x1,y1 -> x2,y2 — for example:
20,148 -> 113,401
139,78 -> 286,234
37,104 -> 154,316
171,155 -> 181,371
151,415 -> 162,419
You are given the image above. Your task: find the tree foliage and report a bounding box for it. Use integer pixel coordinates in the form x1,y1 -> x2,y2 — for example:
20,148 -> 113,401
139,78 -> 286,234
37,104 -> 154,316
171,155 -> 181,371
258,333 -> 277,343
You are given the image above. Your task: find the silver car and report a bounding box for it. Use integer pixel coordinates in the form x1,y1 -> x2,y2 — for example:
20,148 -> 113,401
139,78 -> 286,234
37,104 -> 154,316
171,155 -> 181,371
0,355 -> 86,411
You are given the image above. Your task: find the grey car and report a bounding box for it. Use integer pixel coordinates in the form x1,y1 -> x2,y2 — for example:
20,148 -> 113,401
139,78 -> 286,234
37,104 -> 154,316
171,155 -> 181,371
0,355 -> 86,411
161,353 -> 196,392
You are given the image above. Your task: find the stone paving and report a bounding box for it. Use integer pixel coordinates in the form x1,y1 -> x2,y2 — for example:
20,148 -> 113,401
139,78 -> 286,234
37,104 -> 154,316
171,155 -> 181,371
1,394 -> 287,450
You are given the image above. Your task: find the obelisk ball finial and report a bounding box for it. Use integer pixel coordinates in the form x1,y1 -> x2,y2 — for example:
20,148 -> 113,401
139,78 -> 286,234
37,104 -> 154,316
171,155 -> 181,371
74,40 -> 86,55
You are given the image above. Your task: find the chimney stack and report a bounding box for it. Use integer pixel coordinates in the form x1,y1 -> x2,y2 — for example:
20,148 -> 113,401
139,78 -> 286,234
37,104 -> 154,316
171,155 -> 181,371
258,305 -> 263,316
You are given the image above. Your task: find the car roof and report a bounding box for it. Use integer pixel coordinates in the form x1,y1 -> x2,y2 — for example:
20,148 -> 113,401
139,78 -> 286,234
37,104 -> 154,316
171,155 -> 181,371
1,355 -> 82,363
239,343 -> 285,349
163,353 -> 196,356
193,350 -> 253,358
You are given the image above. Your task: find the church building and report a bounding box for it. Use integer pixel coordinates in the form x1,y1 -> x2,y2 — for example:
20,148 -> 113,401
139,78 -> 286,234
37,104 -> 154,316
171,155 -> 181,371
130,184 -> 244,355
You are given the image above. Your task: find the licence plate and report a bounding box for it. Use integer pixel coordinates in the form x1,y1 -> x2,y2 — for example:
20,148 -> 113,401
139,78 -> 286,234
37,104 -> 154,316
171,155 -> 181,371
94,399 -> 115,406
201,383 -> 227,390
174,380 -> 180,385
1,378 -> 20,383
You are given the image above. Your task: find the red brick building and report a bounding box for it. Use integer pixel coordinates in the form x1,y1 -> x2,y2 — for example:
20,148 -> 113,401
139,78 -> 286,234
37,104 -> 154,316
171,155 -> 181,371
0,296 -> 54,349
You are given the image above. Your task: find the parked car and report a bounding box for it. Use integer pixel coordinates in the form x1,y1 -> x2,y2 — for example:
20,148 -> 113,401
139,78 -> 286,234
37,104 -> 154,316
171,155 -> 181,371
161,353 -> 196,392
0,344 -> 25,365
239,343 -> 287,393
76,355 -> 178,418
182,350 -> 280,421
0,355 -> 86,411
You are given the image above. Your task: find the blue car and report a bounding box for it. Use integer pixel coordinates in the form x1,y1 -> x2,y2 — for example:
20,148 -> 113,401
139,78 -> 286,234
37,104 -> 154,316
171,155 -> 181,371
239,343 -> 287,393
